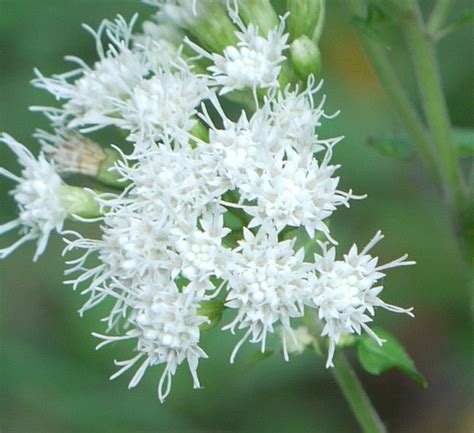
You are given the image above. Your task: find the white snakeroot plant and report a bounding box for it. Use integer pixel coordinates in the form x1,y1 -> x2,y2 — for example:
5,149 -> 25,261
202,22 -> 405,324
1,2 -> 418,417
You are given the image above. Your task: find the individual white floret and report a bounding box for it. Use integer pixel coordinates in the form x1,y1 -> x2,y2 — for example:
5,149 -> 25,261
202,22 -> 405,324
0,134 -> 67,261
224,228 -> 312,361
93,283 -> 208,402
307,231 -> 415,367
172,210 -> 231,282
186,11 -> 288,93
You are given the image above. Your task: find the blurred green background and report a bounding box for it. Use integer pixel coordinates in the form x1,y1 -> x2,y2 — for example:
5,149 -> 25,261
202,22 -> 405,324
0,1 -> 473,432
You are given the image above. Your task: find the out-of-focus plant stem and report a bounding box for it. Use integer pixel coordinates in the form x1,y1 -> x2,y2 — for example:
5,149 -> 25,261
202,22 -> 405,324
347,0 -> 468,221
427,0 -> 454,34
345,0 -> 440,185
345,0 -> 472,269
401,0 -> 466,214
331,350 -> 387,433
306,306 -> 385,433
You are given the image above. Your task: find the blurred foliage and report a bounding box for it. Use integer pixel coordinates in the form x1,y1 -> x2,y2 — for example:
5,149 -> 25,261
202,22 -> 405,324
0,1 -> 473,432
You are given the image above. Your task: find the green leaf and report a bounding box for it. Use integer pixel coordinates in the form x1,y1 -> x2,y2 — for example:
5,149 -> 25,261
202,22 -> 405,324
436,9 -> 474,40
367,134 -> 415,160
356,327 -> 427,388
453,127 -> 474,158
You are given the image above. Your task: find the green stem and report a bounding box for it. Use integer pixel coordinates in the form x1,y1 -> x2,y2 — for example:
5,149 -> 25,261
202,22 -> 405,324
331,350 -> 386,433
427,0 -> 454,34
402,0 -> 466,211
345,0 -> 440,184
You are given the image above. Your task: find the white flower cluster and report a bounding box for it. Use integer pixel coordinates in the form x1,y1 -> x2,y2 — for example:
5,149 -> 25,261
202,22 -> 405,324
0,2 -> 415,401
0,134 -> 66,261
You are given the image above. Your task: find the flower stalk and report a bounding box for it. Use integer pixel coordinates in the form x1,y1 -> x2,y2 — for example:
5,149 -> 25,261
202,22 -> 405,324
331,350 -> 386,433
427,0 -> 454,34
346,0 -> 468,221
401,0 -> 465,212
345,0 -> 440,185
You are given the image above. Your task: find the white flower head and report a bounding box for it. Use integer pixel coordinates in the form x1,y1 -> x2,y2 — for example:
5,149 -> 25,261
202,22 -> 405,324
115,145 -> 227,219
200,95 -> 278,189
144,0 -> 200,27
134,16 -> 183,62
242,148 -> 358,240
144,0 -> 225,28
186,11 -> 289,94
32,15 -> 149,132
224,228 -> 311,361
93,283 -> 208,402
266,77 -> 340,156
64,205 -> 176,318
113,64 -> 210,144
308,231 -> 415,367
0,134 -> 67,261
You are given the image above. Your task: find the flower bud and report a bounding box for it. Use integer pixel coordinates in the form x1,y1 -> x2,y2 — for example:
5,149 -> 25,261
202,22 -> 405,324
35,128 -> 125,189
58,186 -> 102,219
238,0 -> 279,36
290,36 -> 322,81
174,1 -> 237,53
287,0 -> 325,42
